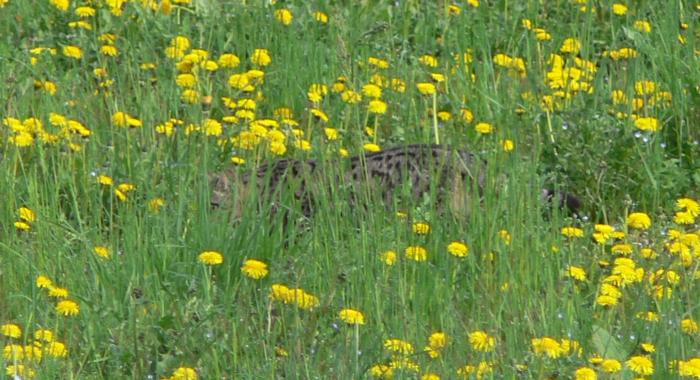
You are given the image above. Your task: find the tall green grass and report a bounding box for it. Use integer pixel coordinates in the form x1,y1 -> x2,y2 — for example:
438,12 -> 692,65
1,1 -> 698,379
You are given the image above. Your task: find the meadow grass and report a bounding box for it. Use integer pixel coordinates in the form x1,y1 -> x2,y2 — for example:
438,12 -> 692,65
1,0 -> 699,379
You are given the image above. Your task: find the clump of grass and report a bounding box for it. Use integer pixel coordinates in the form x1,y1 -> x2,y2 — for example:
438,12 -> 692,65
0,1 -> 698,379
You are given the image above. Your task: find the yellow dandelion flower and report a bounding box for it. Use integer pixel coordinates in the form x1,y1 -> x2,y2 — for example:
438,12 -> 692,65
49,286 -> 69,298
100,44 -> 119,56
18,207 -> 36,223
55,300 -> 80,316
1,324 -> 21,338
567,266 -> 587,281
171,367 -> 198,380
678,359 -> 700,377
609,47 -> 638,60
111,112 -> 142,128
202,119 -> 222,136
176,73 -> 197,88
199,250 -> 223,265
640,247 -> 657,259
574,367 -> 597,380
627,212 -> 651,229
368,99 -> 387,114
293,139 -> 311,151
626,355 -> 654,375
25,343 -> 42,361
459,108 -> 474,123
314,11 -> 329,24
469,330 -> 495,352
370,364 -> 394,379
3,344 -> 24,361
634,117 -> 659,132
50,0 -> 69,11
36,275 -> 53,288
323,128 -> 339,141
181,89 -> 200,104
640,342 -> 655,353
493,54 -> 513,68
412,222 -> 430,235
368,57 -> 389,69
633,20 -> 652,33
534,28 -> 552,41
405,246 -> 428,262
228,73 -> 250,90
611,243 -> 633,255
97,175 -> 114,186
416,82 -> 437,95
98,33 -> 117,44
447,241 -> 469,257
384,339 -> 414,355
561,38 -> 582,54
612,4 -> 627,15
380,250 -> 397,266
75,6 -> 96,17
363,143 -> 381,152
501,139 -> 515,152
390,78 -> 406,92
681,319 -> 699,334
274,8 -> 293,25
62,45 -> 83,59
339,308 -> 365,325
498,229 -> 512,245
677,197 -> 700,216
269,141 -> 287,156
45,341 -> 68,357
309,108 -> 329,122
362,84 -> 382,98
241,259 -> 268,279
561,227 -> 584,238
229,156 -> 246,165
218,53 -> 240,69
14,221 -> 31,231
600,358 -> 621,373
418,54 -> 438,67
307,83 -> 328,103
148,197 -> 166,213
6,364 -> 35,379
251,48 -> 271,66
290,289 -> 320,310
427,331 -> 447,350
474,122 -> 493,134
341,90 -> 362,103
34,329 -> 54,342
532,337 -> 563,358
94,246 -> 111,259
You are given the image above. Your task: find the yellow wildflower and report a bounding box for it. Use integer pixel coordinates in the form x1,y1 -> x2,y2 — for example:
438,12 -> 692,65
274,8 -> 293,25
626,355 -> 654,375
405,246 -> 428,262
55,300 -> 80,316
447,241 -> 469,257
627,212 -> 651,229
339,308 -> 365,325
612,4 -> 627,15
198,250 -> 224,265
241,259 -> 269,279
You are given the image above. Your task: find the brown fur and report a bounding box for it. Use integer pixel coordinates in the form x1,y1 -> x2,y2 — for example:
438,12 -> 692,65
210,144 -> 579,219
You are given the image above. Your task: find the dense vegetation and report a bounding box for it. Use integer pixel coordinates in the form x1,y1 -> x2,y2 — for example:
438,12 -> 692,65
1,1 -> 699,379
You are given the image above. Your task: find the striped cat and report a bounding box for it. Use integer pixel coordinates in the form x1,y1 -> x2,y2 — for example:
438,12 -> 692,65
209,144 -> 581,220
